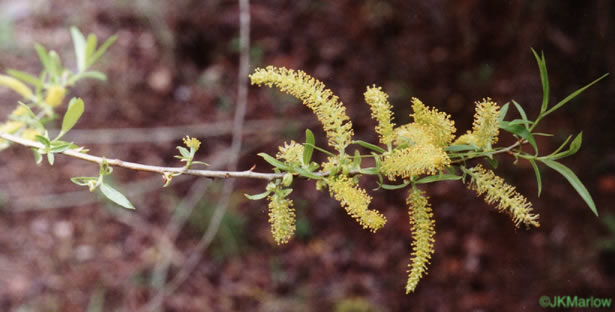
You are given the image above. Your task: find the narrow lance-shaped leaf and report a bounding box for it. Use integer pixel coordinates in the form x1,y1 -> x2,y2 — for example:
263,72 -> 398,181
531,48 -> 550,114
540,159 -> 597,216
353,140 -> 386,153
70,27 -> 87,72
60,98 -> 85,136
258,152 -> 290,171
549,132 -> 582,160
303,129 -> 315,164
87,35 -> 118,68
100,183 -> 135,209
528,159 -> 542,197
244,191 -> 270,200
543,73 -> 609,117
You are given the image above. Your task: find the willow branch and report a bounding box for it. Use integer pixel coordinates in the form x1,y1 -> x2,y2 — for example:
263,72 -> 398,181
0,132 -> 283,180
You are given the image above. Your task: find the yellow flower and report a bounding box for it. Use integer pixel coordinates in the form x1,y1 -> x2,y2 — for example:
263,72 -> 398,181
327,175 -> 386,232
267,193 -> 296,245
276,140 -> 304,166
21,128 -> 43,141
406,188 -> 435,294
182,136 -> 201,150
0,74 -> 33,99
466,165 -> 540,228
0,121 -> 25,134
250,66 -> 353,152
411,97 -> 456,148
45,85 -> 67,107
380,144 -> 450,180
454,98 -> 500,149
10,105 -> 29,118
364,85 -> 395,146
393,123 -> 435,147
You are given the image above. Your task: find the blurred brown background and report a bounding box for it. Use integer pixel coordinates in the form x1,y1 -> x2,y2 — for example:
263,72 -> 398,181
0,0 -> 613,311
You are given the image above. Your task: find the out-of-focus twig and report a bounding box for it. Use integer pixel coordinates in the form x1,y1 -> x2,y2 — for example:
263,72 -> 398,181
143,0 -> 251,310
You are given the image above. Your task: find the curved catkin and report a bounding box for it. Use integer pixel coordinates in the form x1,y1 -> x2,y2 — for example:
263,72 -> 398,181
466,165 -> 540,228
411,97 -> 456,148
454,98 -> 500,149
364,85 -> 395,146
380,144 -> 450,180
250,66 -> 353,152
267,194 -> 296,245
406,188 -> 435,294
327,175 -> 387,232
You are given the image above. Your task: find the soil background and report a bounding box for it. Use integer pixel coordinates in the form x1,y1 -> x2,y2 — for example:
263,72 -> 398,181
0,1 -> 613,311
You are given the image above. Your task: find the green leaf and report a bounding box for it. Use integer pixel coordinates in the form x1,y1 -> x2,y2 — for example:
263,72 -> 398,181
498,102 -> 510,123
531,48 -> 550,114
379,181 -> 410,190
244,191 -> 270,200
100,183 -> 135,209
32,148 -> 42,164
88,35 -> 118,68
500,121 -> 538,153
528,159 -> 542,197
549,132 -> 582,160
258,152 -> 290,171
486,157 -> 499,169
70,27 -> 87,72
85,34 -> 98,65
541,159 -> 597,216
359,167 -> 379,175
7,69 -> 42,88
47,152 -> 54,165
352,149 -> 361,168
353,140 -> 385,153
295,167 -> 322,180
49,141 -> 74,153
60,98 -> 85,136
445,144 -> 479,152
415,174 -> 462,184
303,129 -> 315,165
35,134 -> 50,147
34,44 -> 53,75
279,188 -> 293,197
48,51 -> 62,80
511,100 -> 529,123
544,73 -> 609,117
71,176 -> 98,186
506,119 -> 533,127
177,146 -> 190,158
80,71 -> 107,81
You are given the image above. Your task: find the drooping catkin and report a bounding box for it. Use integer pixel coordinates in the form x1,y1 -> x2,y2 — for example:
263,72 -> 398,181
466,165 -> 540,228
250,66 -> 353,153
327,175 -> 387,232
267,193 -> 296,245
406,188 -> 435,293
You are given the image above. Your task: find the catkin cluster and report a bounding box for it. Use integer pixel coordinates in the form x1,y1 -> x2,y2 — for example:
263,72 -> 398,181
250,66 -> 540,294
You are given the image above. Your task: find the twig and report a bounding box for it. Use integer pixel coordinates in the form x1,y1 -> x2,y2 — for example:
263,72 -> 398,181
0,132 -> 283,180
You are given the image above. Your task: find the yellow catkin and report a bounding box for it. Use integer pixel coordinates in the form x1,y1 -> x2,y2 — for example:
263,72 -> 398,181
45,85 -> 67,107
393,123 -> 435,147
0,74 -> 33,99
276,140 -> 305,166
406,188 -> 435,294
380,144 -> 450,180
21,128 -> 42,141
454,98 -> 500,149
250,66 -> 353,152
327,175 -> 386,232
267,194 -> 296,245
364,85 -> 395,146
411,97 -> 456,148
466,165 -> 540,228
